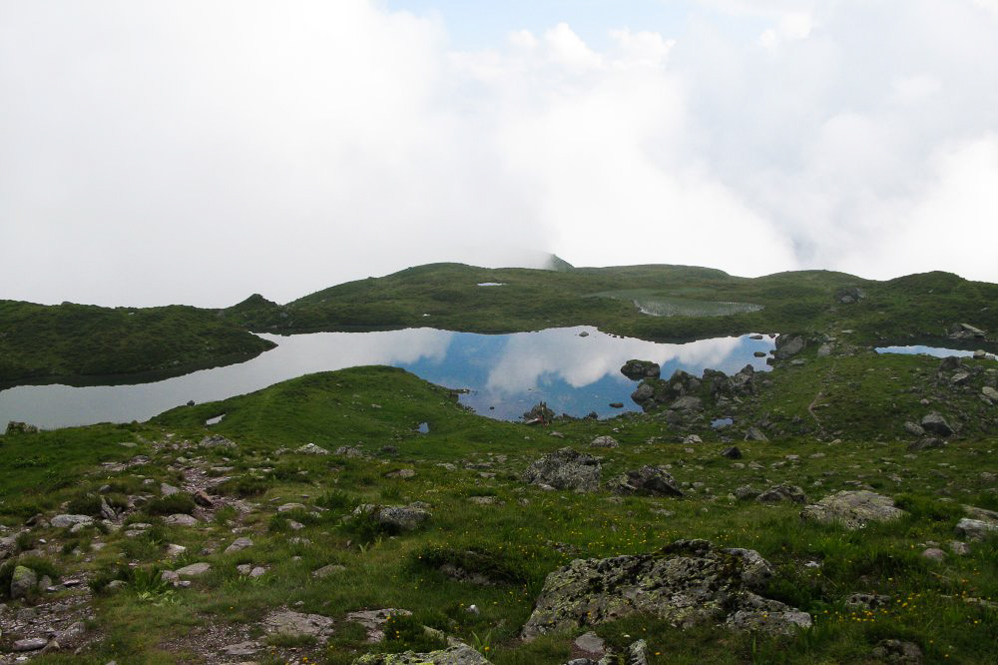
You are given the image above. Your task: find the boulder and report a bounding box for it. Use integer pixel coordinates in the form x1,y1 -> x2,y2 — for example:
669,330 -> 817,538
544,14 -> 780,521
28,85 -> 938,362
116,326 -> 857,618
297,442 -> 330,455
164,514 -> 199,527
955,518 -> 998,542
871,639 -> 922,664
920,413 -> 953,437
744,427 -> 769,442
609,466 -> 683,497
983,386 -> 998,402
353,644 -> 491,665
200,435 -> 238,450
721,446 -> 743,459
630,382 -> 655,406
50,514 -> 94,529
801,491 -> 907,529
521,448 -> 602,493
620,360 -> 661,380
263,609 -> 335,642
174,562 -> 211,577
353,504 -> 431,532
12,638 -> 48,652
670,396 -> 703,412
10,565 -> 37,599
224,537 -> 254,554
521,540 -> 809,639
590,435 -> 619,449
756,484 -> 807,505
773,334 -> 807,360
948,323 -> 986,340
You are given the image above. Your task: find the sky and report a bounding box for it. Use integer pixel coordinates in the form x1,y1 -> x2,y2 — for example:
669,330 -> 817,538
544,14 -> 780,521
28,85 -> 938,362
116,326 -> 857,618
2,1 -> 998,308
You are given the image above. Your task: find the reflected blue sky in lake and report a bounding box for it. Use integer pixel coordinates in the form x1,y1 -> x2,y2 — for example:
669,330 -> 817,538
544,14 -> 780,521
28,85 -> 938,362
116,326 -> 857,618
0,327 -> 774,429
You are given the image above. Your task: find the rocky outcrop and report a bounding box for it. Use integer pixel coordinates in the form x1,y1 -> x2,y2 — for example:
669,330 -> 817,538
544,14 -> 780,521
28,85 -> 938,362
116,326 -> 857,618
354,644 -> 491,664
263,609 -> 335,642
521,448 -> 602,493
521,539 -> 811,640
620,359 -> 660,380
801,491 -> 907,529
608,466 -> 683,497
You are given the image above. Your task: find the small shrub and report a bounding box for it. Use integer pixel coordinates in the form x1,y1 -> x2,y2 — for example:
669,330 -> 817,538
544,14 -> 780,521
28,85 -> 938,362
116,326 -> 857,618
316,489 -> 356,512
217,476 -> 269,498
144,492 -> 196,516
66,492 -> 103,517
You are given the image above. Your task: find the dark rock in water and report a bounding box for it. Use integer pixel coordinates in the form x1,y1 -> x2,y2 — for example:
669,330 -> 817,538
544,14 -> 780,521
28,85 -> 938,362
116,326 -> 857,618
521,539 -> 811,639
757,484 -> 807,505
621,359 -> 661,380
609,466 -> 683,497
920,412 -> 953,437
721,446 -> 743,459
608,402 -> 624,409
521,448 -> 602,493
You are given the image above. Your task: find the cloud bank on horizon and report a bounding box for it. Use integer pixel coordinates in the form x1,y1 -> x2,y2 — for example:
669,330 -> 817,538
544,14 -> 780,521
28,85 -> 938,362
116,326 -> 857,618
2,0 -> 997,307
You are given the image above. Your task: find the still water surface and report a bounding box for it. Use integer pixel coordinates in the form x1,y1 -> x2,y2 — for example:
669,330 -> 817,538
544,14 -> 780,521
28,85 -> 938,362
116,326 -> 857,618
0,327 -> 774,429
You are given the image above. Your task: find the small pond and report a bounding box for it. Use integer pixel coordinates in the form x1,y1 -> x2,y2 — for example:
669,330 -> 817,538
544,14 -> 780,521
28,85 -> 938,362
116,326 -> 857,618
875,345 -> 977,359
0,327 -> 774,429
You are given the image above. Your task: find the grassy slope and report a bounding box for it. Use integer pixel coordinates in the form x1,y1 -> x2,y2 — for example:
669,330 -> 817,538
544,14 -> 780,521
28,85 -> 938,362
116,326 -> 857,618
1,365 -> 995,664
231,263 -> 998,349
0,300 -> 276,385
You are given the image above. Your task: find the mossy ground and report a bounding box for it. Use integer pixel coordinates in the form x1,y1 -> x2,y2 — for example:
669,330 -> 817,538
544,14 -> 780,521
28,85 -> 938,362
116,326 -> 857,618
1,361 -> 995,664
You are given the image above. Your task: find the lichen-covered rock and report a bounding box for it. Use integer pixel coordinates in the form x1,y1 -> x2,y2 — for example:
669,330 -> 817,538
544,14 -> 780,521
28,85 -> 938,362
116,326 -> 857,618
608,466 -> 683,497
756,484 -> 807,505
521,539 -> 809,640
801,491 -> 906,529
521,448 -> 602,493
354,643 -> 491,664
50,514 -> 94,529
10,564 -> 38,599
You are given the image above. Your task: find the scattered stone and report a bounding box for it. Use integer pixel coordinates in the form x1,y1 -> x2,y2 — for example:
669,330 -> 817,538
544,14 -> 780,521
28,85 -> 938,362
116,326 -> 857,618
521,539 -> 810,640
200,435 -> 238,450
871,639 -> 923,664
521,448 -> 602,493
263,609 -> 335,641
683,435 -> 703,445
165,514 -> 199,527
312,563 -> 346,578
278,502 -> 307,513
608,466 -> 683,497
908,437 -> 945,452
165,543 -> 187,557
174,562 -> 211,577
354,643 -> 492,664
757,484 -> 807,505
921,547 -> 946,563
160,482 -> 180,496
573,631 -> 606,656
13,638 -> 49,652
221,641 -> 262,657
224,537 -> 254,554
845,593 -> 891,610
50,514 -> 94,529
335,446 -> 365,458
744,427 -> 768,442
297,442 -> 330,455
345,608 -> 412,643
920,412 -> 953,437
801,491 -> 907,530
590,435 -> 619,449
385,468 -> 417,479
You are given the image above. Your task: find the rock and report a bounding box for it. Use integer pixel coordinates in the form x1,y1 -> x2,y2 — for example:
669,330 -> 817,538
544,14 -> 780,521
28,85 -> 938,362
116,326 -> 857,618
903,422 -> 925,437
871,639 -> 922,664
174,562 -> 211,577
10,565 -> 37,599
948,323 -> 986,341
721,446 -> 742,459
312,563 -> 346,578
921,547 -> 946,563
263,609 -> 335,642
773,334 -> 806,360
345,608 -> 412,643
950,371 -> 970,386
521,448 -> 602,493
165,514 -> 199,527
920,412 -> 953,437
950,540 -> 971,556
908,437 -> 945,452
353,504 -> 431,532
573,631 -> 606,656
608,466 -> 683,497
955,518 -> 998,542
734,486 -> 759,501
12,638 -> 49,652
193,490 -> 214,507
630,382 -> 655,405
983,386 -> 998,401
278,502 -> 307,512
590,435 -> 619,449
835,286 -> 865,304
756,484 -> 807,504
224,537 -> 254,554
354,644 -> 491,664
744,427 -> 768,442
670,396 -> 702,412
627,640 -> 650,665
608,402 -> 624,409
621,360 -> 661,380
335,446 -> 365,458
165,543 -> 187,557
200,434 -> 238,450
845,593 -> 891,610
683,435 -> 703,445
160,482 -> 180,496
297,442 -> 330,455
385,468 -> 417,479
801,491 -> 907,529
221,641 -> 262,657
50,514 -> 94,529
521,539 -> 810,640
